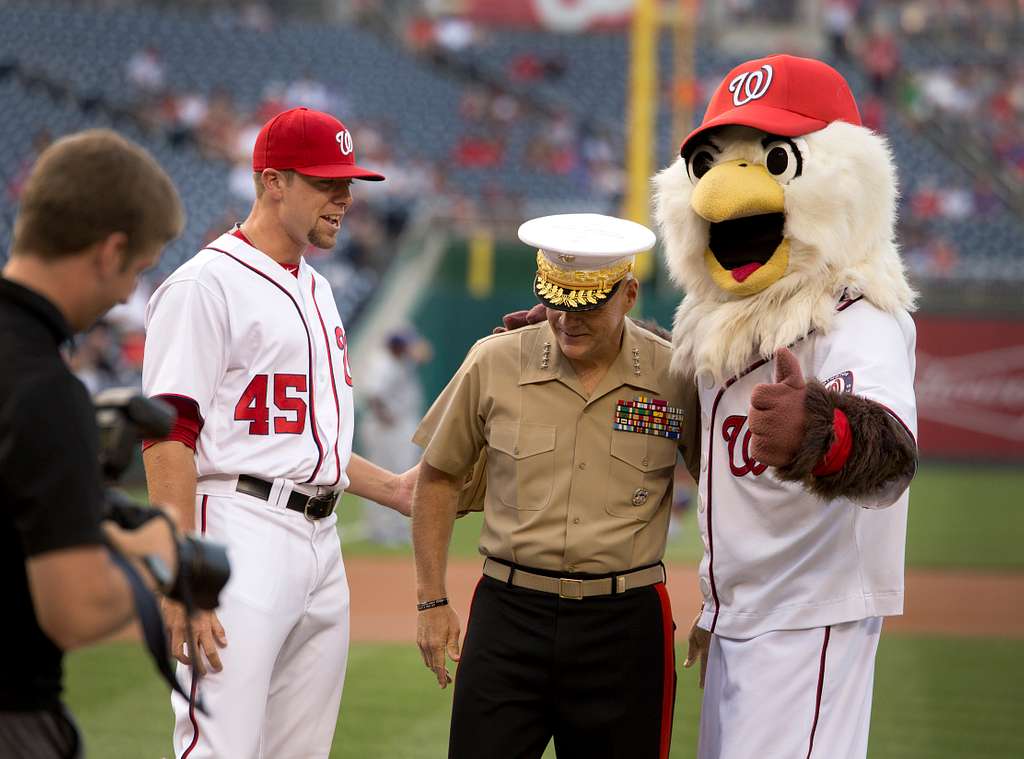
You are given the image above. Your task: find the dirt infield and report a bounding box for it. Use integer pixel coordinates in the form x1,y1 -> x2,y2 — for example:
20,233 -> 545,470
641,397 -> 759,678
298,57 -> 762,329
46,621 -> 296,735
347,557 -> 1024,643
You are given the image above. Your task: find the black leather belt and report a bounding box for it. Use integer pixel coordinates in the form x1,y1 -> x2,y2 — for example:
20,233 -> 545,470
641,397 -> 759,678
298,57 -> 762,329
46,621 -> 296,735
236,475 -> 338,520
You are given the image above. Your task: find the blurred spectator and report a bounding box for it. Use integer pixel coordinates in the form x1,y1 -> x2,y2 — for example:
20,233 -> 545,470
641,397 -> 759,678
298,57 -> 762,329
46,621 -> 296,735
126,46 -> 165,93
357,329 -> 431,546
455,132 -> 504,168
6,129 -> 52,200
66,322 -> 121,395
860,22 -> 900,95
824,0 -> 855,60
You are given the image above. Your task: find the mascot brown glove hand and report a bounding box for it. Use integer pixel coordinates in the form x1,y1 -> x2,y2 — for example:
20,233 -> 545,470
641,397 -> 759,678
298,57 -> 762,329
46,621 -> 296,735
493,303 -> 547,334
748,348 -> 807,467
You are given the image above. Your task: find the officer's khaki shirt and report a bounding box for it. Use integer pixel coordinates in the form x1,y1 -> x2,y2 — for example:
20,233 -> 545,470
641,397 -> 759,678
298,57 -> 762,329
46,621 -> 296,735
414,318 -> 700,574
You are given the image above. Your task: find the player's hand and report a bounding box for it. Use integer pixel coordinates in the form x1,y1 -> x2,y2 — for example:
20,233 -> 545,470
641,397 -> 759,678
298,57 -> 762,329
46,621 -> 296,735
683,613 -> 711,689
391,464 -> 418,517
492,303 -> 547,334
416,604 -> 461,689
748,347 -> 808,467
162,599 -> 227,676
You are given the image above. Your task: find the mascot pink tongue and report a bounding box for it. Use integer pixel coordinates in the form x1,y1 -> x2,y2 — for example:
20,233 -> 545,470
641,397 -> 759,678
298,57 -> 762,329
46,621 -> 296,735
730,262 -> 761,282
654,54 -> 919,759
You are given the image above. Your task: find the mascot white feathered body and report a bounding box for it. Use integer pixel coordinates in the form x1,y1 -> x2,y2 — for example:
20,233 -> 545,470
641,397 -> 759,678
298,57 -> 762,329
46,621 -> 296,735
654,55 -> 919,759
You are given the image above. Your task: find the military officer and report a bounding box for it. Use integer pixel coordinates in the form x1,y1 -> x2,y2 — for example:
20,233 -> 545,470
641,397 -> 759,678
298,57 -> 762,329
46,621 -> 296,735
412,213 -> 700,759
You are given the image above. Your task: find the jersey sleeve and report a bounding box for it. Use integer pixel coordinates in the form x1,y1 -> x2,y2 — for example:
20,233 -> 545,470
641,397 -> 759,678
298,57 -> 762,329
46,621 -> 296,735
413,343 -> 486,477
816,304 -> 917,442
142,278 -> 229,422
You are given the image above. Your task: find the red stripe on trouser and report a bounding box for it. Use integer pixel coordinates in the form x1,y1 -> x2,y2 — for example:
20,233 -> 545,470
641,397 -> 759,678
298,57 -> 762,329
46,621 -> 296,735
806,626 -> 832,759
182,495 -> 209,757
181,670 -> 200,758
654,583 -> 675,759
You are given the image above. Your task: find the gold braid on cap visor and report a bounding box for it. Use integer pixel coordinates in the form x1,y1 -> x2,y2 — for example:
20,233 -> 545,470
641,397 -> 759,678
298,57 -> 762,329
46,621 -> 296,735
535,251 -> 634,308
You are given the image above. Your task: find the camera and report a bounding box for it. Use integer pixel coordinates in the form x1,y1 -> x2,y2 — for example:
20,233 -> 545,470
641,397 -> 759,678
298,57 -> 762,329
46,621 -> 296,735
93,387 -> 230,610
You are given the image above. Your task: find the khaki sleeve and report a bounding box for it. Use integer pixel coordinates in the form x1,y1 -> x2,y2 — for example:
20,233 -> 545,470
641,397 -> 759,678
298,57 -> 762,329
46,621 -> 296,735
677,379 -> 702,482
413,344 -> 486,478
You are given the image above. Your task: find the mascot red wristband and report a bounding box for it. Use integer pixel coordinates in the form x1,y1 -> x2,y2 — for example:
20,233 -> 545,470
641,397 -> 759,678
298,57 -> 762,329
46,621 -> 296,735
812,408 -> 852,477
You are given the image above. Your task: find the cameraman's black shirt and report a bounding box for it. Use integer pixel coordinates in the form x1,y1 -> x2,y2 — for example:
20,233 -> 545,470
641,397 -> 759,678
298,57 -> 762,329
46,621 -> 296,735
0,277 -> 105,710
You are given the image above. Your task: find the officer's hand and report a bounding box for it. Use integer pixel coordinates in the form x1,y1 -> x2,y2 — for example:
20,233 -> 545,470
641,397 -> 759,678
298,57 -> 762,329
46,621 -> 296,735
683,613 -> 711,689
748,347 -> 808,467
162,599 -> 227,676
416,604 -> 461,689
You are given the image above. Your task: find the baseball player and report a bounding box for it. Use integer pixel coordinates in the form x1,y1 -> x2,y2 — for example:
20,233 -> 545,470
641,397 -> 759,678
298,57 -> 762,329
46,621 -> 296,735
143,107 -> 414,759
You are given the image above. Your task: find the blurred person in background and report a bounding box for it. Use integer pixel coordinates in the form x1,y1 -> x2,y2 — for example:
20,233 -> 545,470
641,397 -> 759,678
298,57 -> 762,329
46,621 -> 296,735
0,129 -> 184,759
359,328 -> 431,546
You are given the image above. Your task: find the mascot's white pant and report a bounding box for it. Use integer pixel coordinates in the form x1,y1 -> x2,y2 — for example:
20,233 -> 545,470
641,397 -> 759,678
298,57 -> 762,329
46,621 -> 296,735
172,493 -> 350,759
698,617 -> 882,759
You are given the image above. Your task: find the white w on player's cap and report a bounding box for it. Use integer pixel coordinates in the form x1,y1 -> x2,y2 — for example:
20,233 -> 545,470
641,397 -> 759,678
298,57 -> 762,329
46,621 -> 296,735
253,106 -> 385,181
519,213 -> 656,312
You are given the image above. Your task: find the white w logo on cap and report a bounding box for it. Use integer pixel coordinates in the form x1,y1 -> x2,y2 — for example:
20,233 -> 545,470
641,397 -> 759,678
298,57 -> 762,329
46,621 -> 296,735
335,129 -> 354,156
728,64 -> 774,107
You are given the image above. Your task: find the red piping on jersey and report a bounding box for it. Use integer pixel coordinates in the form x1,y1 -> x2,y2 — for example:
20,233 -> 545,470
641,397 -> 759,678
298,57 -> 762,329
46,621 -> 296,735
836,294 -> 864,312
875,402 -> 917,445
655,583 -> 676,759
705,354 -> 771,634
206,246 -> 325,483
232,227 -> 299,276
805,626 -> 832,759
310,277 -> 343,487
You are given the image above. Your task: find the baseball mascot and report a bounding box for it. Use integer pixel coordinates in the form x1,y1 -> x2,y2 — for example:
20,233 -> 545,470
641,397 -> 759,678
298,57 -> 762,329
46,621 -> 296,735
655,55 -> 918,759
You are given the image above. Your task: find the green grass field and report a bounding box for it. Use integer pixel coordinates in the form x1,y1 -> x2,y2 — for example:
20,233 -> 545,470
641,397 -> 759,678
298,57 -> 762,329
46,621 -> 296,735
66,636 -> 1024,758
76,462 -> 1021,756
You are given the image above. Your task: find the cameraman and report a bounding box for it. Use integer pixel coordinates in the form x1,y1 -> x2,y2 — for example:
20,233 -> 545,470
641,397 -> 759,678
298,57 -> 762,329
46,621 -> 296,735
0,130 -> 185,758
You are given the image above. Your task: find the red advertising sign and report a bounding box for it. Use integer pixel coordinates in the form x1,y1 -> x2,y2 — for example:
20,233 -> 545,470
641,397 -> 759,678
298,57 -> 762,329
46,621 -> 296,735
915,315 -> 1024,461
461,0 -> 634,31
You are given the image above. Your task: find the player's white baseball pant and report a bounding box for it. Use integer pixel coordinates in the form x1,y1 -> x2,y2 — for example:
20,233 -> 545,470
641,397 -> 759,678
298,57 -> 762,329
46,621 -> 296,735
698,616 -> 882,759
171,490 -> 350,759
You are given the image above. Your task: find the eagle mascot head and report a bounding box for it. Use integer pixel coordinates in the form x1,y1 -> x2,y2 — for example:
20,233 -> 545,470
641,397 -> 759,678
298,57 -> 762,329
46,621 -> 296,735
654,54 -> 916,382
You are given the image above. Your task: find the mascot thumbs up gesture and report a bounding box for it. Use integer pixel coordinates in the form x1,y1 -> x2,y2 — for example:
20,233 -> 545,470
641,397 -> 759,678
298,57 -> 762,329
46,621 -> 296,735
655,55 -> 918,759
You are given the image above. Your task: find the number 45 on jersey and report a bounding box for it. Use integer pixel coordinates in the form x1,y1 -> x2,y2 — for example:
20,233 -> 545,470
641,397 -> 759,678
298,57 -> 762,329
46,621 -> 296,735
235,374 -> 308,435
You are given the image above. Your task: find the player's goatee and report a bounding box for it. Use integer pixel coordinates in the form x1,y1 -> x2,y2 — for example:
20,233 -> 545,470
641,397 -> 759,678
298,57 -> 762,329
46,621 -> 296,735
308,228 -> 335,249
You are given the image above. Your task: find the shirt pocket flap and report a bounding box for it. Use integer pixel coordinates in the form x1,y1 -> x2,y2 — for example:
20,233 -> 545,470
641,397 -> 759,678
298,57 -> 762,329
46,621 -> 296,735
490,421 -> 556,460
610,433 -> 677,472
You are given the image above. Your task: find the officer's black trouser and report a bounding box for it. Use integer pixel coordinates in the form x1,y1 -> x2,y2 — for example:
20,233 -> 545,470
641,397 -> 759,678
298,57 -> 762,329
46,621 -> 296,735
449,572 -> 677,759
0,705 -> 82,759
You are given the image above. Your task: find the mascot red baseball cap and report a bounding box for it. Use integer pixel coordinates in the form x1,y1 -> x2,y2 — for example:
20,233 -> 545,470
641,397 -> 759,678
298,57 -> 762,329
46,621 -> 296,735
680,54 -> 861,157
253,106 -> 385,181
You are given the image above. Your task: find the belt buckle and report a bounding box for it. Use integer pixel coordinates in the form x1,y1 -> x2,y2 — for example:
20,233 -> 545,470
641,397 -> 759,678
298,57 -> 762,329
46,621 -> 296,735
303,493 -> 336,522
558,578 -> 584,600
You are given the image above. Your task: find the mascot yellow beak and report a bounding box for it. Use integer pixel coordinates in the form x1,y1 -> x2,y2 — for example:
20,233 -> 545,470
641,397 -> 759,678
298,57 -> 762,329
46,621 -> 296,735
691,159 -> 790,296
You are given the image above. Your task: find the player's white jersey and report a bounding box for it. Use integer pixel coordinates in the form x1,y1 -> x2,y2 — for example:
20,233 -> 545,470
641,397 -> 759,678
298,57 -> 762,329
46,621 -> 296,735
144,231 -> 355,490
695,295 -> 917,639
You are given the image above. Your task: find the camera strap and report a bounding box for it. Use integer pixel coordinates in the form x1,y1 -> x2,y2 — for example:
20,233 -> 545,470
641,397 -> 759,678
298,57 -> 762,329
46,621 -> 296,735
108,551 -> 204,712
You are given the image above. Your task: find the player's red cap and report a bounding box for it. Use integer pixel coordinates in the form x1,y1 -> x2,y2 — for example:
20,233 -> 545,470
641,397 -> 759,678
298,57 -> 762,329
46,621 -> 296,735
253,106 -> 385,181
680,54 -> 861,157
